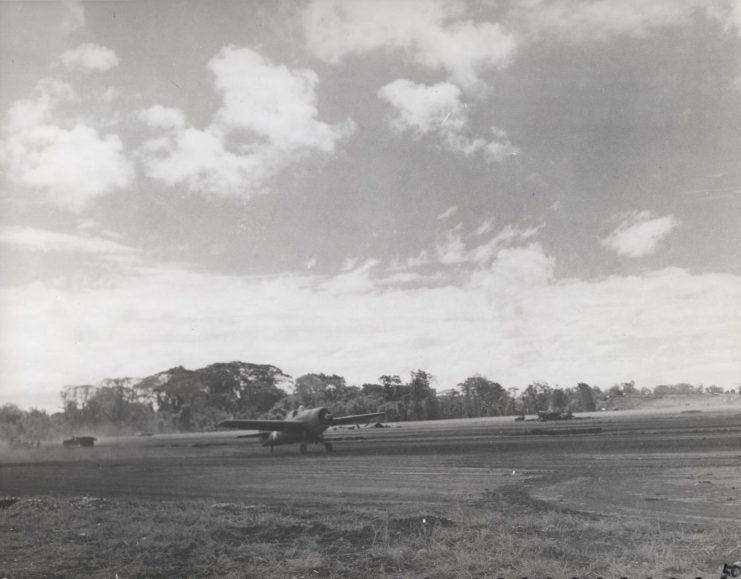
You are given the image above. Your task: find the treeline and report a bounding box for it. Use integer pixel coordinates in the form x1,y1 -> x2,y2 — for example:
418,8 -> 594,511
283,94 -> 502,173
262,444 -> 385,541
0,362 -> 738,446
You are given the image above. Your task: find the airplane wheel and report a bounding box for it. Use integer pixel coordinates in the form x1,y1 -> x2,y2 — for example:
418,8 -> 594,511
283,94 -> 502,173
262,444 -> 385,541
299,443 -> 308,454
324,442 -> 333,452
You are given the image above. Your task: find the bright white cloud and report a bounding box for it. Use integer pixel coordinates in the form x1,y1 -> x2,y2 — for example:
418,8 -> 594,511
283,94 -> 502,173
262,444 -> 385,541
303,0 -> 517,90
378,79 -> 517,162
138,105 -> 186,130
603,212 -> 681,258
0,80 -> 134,212
0,226 -> 134,256
380,80 -> 465,134
139,46 -> 355,197
61,43 -> 120,71
3,247 -> 740,410
209,46 -> 355,152
140,126 -> 276,196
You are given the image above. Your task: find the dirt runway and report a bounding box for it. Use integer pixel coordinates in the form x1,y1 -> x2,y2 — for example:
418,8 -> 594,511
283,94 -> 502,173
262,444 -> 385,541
2,409 -> 740,525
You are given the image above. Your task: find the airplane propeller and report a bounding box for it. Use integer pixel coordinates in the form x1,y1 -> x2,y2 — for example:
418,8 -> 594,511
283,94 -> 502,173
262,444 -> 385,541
318,408 -> 334,426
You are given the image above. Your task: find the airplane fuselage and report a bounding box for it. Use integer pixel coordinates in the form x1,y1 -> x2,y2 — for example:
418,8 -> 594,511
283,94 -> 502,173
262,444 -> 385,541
261,407 -> 332,449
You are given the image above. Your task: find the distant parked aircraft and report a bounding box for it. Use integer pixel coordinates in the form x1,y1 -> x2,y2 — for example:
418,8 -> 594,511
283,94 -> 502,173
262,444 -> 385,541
537,410 -> 574,421
218,406 -> 385,454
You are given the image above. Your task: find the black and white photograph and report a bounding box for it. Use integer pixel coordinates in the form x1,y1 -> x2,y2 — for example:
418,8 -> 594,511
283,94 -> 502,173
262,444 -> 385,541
1,1 -> 740,577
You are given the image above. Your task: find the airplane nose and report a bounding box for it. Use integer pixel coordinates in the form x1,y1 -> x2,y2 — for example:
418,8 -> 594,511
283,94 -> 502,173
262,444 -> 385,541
319,408 -> 334,425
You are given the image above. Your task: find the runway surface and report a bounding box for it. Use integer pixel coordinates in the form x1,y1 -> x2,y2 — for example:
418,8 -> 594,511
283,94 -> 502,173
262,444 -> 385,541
2,409 -> 740,525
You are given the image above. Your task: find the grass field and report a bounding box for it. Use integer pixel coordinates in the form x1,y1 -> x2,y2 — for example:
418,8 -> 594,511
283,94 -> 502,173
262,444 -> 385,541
2,408 -> 741,578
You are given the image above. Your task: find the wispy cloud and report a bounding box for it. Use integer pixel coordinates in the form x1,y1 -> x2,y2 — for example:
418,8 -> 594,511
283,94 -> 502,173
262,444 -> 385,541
603,211 -> 681,258
428,223 -> 544,268
511,0 -> 741,43
0,226 -> 134,256
437,206 -> 458,220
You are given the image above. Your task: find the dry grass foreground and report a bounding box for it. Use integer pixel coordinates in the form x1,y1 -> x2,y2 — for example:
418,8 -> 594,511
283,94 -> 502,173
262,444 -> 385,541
1,489 -> 738,579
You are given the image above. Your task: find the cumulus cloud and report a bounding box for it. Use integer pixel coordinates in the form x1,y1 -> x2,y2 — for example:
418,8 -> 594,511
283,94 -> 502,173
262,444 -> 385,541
61,43 -> 120,71
139,46 -> 355,197
303,0 -> 517,90
0,80 -> 134,212
603,211 -> 681,258
209,46 -> 355,151
139,126 -> 278,196
378,79 -> 517,162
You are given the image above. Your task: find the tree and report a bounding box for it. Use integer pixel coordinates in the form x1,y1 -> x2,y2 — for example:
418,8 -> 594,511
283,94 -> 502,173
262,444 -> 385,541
550,388 -> 567,411
576,383 -> 596,411
438,389 -> 464,419
522,382 -> 551,413
458,376 -> 508,417
294,373 -> 351,411
361,383 -> 384,398
409,370 -> 436,420
379,375 -> 402,402
621,381 -> 638,396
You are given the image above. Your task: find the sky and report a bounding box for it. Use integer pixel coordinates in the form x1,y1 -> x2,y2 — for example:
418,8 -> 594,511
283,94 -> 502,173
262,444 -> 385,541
1,0 -> 740,411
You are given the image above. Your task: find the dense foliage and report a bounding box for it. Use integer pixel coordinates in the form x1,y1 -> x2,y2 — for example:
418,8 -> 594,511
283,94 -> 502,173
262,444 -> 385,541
1,361 -> 738,445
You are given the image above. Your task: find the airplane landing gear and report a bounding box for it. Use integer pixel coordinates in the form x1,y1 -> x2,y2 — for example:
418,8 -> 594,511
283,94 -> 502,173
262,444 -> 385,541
324,441 -> 333,452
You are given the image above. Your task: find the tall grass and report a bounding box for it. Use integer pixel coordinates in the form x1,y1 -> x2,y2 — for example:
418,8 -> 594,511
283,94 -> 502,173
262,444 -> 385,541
2,494 -> 738,578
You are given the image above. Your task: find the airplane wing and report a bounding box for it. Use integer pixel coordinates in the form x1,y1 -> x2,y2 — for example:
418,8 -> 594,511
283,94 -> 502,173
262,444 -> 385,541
217,419 -> 305,432
330,412 -> 386,426
235,432 -> 269,439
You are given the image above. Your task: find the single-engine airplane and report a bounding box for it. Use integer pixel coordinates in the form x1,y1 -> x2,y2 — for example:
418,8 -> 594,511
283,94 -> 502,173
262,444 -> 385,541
218,406 -> 385,454
537,410 -> 574,421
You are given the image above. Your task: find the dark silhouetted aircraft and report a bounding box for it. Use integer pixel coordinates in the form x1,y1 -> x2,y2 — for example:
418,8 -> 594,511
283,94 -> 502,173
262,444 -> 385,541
537,410 -> 573,421
218,406 -> 385,454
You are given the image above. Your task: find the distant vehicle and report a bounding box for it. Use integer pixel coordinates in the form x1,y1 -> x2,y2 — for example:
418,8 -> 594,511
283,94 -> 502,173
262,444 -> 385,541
537,410 -> 574,421
62,436 -> 96,448
219,406 -> 386,454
